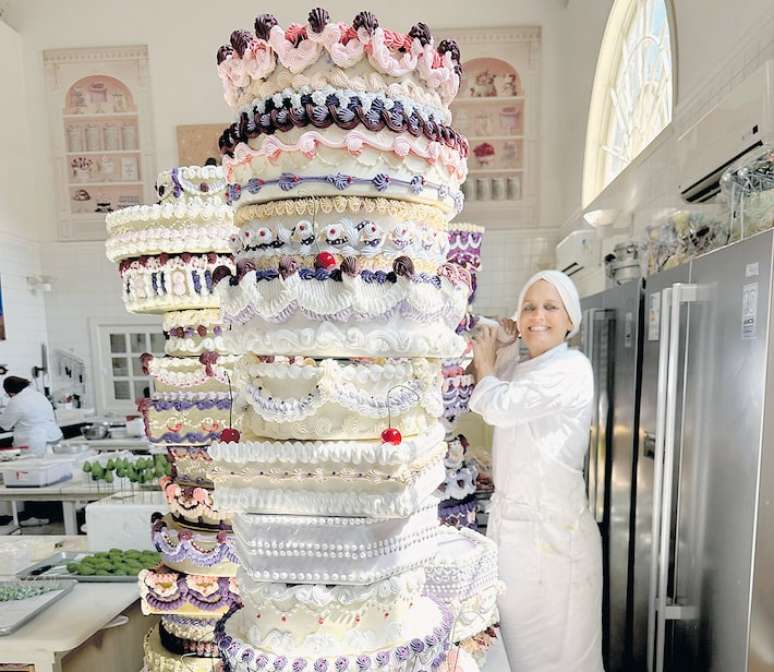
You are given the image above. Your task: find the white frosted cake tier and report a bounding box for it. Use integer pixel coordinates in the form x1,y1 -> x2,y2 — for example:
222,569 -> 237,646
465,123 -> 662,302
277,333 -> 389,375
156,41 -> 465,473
423,527 -> 502,641
144,625 -> 220,672
237,356 -> 442,440
118,252 -> 234,314
208,421 -> 445,479
216,10 -> 461,112
144,353 -> 239,394
217,263 -> 468,358
237,566 -> 425,655
230,196 -> 449,274
162,309 -> 232,356
232,501 -> 441,585
217,597 -> 452,672
155,165 -> 228,204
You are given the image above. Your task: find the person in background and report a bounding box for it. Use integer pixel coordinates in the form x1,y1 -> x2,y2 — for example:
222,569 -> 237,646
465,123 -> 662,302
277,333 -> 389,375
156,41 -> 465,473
0,375 -> 63,457
468,270 -> 603,672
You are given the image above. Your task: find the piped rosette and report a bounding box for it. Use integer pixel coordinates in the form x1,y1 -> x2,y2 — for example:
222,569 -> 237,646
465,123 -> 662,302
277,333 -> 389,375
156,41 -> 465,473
151,513 -> 238,577
215,254 -> 469,358
160,476 -> 230,530
139,565 -> 241,617
162,310 -> 232,357
139,353 -> 242,445
207,423 -> 447,518
216,10 -> 462,113
118,252 -> 234,314
230,196 -> 450,275
237,355 -> 442,441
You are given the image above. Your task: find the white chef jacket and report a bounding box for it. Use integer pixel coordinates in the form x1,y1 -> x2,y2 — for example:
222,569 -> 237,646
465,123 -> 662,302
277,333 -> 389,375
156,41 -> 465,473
0,387 -> 63,456
469,342 -> 604,672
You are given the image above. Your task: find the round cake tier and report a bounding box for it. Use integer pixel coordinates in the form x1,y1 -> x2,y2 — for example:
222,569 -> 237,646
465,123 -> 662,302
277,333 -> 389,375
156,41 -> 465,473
216,10 -> 461,112
144,354 -> 239,394
232,501 -> 441,585
140,393 -> 240,445
223,127 -> 464,216
145,625 -> 221,672
139,566 -> 240,617
208,421 -> 445,480
238,356 -> 442,440
160,476 -> 231,530
442,370 -> 474,427
217,262 -> 468,359
155,165 -> 228,205
167,446 -> 212,483
159,615 -> 221,658
236,567 -> 425,656
424,527 -> 501,641
163,310 -> 232,356
230,196 -> 449,274
118,253 -> 234,314
446,223 -> 485,273
216,598 -> 452,671
152,513 -> 238,577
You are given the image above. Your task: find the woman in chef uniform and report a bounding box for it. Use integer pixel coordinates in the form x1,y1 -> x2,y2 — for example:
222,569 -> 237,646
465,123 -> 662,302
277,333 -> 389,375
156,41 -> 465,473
469,270 -> 603,672
0,376 -> 63,457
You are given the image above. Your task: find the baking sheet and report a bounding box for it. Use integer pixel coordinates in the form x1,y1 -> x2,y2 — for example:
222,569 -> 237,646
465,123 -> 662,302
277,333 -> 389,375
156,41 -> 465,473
0,577 -> 76,635
16,551 -> 140,583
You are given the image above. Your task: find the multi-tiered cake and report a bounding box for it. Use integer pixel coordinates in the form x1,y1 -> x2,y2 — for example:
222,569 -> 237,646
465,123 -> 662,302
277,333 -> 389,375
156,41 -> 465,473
206,9 -> 477,672
105,164 -> 239,672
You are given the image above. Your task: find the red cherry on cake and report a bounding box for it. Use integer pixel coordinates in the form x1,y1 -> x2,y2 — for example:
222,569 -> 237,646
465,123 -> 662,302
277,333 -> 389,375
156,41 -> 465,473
220,428 -> 241,443
314,252 -> 337,270
381,427 -> 402,445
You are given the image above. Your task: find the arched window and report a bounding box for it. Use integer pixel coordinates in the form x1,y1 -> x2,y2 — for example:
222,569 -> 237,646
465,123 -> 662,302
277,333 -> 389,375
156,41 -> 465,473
583,0 -> 674,206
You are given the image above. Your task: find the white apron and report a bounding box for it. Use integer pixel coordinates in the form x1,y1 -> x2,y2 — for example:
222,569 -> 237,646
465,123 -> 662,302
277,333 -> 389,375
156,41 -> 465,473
469,343 -> 604,672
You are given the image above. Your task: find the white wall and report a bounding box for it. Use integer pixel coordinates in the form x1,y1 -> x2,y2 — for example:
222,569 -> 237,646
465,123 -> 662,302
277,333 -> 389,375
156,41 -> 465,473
0,20 -> 49,385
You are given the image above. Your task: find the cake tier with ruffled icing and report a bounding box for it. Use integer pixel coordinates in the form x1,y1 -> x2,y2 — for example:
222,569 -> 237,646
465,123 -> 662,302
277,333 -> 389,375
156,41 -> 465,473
118,253 -> 234,313
438,464 -> 478,502
159,616 -> 220,658
155,166 -> 228,205
161,614 -> 219,645
145,625 -> 222,672
139,565 -> 241,617
213,456 -> 443,518
230,196 -> 449,274
216,10 -> 461,112
443,434 -> 469,471
446,224 -> 484,273
442,370 -> 474,426
438,494 -> 477,531
233,501 -> 440,585
152,513 -> 238,577
238,355 -> 441,440
160,476 -> 231,530
144,353 -> 239,394
168,446 -> 212,483
223,127 -> 464,216
140,393 -> 241,445
217,599 -> 452,672
162,310 -> 232,356
237,567 -> 425,655
209,421 -> 445,480
216,260 -> 468,358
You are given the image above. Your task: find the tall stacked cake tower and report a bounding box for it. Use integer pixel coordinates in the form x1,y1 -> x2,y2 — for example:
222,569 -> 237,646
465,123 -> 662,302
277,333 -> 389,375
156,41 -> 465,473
205,8 -> 479,671
105,165 -> 242,671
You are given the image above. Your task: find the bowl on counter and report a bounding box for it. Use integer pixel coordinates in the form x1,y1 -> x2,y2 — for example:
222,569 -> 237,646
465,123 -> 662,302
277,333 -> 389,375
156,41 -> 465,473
80,423 -> 109,440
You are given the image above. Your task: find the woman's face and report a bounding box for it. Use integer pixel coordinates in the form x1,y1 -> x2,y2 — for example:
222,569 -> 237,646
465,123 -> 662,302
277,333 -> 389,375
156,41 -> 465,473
518,280 -> 573,358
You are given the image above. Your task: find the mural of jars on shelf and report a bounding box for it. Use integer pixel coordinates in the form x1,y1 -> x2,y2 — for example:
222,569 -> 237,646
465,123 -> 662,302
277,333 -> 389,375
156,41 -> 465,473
63,75 -> 143,216
454,57 -> 526,204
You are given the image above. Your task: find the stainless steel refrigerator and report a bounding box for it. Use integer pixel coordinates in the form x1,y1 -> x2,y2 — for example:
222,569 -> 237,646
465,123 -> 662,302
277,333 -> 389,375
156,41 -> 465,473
582,231 -> 774,672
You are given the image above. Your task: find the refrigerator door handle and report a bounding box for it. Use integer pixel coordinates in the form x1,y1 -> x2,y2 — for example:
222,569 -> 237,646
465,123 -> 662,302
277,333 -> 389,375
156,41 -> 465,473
652,283 -> 697,672
646,288 -> 672,672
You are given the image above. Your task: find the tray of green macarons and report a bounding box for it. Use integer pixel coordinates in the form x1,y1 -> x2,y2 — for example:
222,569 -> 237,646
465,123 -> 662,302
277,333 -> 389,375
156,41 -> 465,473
16,549 -> 161,583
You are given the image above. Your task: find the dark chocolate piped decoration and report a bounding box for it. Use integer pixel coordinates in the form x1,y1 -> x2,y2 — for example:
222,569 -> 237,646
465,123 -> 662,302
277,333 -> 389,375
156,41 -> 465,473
254,13 -> 278,40
230,30 -> 254,58
353,11 -> 379,35
216,45 -> 233,65
308,7 -> 330,33
408,22 -> 432,47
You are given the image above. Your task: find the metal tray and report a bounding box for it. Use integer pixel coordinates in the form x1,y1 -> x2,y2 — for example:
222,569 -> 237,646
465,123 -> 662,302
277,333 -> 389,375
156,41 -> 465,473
16,551 -> 141,583
0,577 -> 76,635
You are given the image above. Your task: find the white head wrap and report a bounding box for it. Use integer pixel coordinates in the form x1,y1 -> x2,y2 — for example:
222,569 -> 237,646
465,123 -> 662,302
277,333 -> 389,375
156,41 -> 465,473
515,270 -> 582,339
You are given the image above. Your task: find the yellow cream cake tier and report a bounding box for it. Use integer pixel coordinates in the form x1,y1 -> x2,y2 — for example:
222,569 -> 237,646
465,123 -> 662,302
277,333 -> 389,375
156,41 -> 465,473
144,625 -> 223,672
118,252 -> 234,314
162,310 -> 233,357
151,514 -> 238,577
236,355 -> 442,441
229,197 -> 450,275
216,10 -> 462,113
139,566 -> 240,617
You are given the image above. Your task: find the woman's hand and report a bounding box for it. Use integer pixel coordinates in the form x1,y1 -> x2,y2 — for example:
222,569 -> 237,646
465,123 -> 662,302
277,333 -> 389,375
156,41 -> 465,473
472,325 -> 498,383
499,318 -> 519,343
